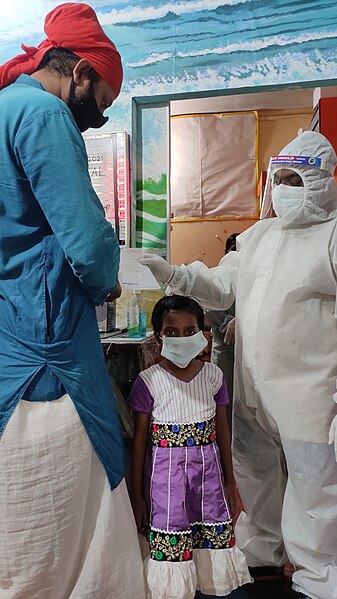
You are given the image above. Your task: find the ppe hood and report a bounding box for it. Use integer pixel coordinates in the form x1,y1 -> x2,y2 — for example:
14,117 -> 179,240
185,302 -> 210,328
261,131 -> 337,224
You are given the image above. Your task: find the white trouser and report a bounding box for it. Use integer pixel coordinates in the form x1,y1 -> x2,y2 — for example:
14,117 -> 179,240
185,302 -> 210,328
0,395 -> 146,599
233,402 -> 288,569
233,403 -> 337,599
282,438 -> 337,599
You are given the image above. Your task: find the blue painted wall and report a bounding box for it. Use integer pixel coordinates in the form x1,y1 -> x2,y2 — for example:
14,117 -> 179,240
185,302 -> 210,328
2,1 -> 337,251
1,0 -> 337,131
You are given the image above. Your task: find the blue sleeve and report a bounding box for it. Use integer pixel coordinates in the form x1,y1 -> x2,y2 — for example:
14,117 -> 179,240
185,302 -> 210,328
14,108 -> 120,306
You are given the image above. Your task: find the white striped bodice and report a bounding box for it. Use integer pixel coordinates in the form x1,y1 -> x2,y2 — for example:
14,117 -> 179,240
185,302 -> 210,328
139,362 -> 223,423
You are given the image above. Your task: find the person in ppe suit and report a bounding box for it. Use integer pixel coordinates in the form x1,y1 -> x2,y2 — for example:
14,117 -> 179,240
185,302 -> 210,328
140,130 -> 337,599
206,233 -> 238,430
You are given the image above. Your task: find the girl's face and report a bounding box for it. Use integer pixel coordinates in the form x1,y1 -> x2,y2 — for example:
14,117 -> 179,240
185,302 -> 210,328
159,310 -> 200,338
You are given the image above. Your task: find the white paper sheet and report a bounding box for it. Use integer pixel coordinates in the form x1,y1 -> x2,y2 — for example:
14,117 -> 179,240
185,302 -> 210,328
119,248 -> 161,290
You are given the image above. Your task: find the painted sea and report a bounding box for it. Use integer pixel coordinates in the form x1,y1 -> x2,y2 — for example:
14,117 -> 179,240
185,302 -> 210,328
1,0 -> 337,130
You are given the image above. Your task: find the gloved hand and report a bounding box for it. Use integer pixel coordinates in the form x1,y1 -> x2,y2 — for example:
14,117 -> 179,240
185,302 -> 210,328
222,317 -> 235,345
328,415 -> 337,462
139,253 -> 174,284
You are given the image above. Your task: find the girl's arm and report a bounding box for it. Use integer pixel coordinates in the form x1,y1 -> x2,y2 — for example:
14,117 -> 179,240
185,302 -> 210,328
131,411 -> 151,535
216,405 -> 236,514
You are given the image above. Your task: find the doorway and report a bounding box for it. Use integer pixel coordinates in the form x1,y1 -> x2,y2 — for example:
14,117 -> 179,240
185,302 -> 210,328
132,82 -> 337,264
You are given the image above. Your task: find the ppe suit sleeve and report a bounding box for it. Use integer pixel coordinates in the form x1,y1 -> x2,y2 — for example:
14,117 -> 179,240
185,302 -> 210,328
167,250 -> 240,310
14,109 -> 120,306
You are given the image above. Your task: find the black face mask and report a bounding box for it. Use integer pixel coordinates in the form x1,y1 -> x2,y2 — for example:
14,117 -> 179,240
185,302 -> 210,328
67,77 -> 108,132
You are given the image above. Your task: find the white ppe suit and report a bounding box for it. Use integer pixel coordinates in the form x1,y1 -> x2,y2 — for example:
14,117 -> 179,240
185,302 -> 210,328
167,132 -> 337,599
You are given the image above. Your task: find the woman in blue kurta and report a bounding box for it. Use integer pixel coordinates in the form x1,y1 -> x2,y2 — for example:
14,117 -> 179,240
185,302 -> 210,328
0,4 -> 145,598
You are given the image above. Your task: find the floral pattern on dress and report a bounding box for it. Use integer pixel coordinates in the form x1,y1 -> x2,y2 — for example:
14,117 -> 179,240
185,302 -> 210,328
192,520 -> 235,550
149,520 -> 235,561
149,528 -> 193,562
151,417 -> 216,447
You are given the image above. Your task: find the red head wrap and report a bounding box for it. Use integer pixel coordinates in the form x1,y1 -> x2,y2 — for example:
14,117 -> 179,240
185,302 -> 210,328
0,2 -> 123,94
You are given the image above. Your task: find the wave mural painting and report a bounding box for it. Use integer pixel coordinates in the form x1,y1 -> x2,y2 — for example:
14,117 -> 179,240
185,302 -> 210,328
1,0 -> 337,129
105,0 -> 337,129
2,0 -> 337,251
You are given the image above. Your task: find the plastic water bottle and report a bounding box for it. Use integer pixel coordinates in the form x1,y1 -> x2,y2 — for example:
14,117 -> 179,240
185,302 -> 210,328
127,290 -> 147,338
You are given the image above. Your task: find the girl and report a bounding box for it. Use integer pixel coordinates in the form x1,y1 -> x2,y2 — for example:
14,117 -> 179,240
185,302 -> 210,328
130,295 -> 252,599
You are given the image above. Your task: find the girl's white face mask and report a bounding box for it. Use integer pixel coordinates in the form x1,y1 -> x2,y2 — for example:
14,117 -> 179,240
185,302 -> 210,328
272,183 -> 305,217
160,330 -> 208,368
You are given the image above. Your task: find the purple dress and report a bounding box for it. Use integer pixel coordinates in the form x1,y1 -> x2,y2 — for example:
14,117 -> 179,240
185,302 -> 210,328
130,362 -> 252,599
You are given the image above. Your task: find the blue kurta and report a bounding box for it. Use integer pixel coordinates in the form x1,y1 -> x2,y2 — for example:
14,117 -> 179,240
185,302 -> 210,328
0,74 -> 124,489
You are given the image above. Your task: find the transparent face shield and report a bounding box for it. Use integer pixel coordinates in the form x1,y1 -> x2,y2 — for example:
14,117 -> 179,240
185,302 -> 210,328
260,155 -> 326,219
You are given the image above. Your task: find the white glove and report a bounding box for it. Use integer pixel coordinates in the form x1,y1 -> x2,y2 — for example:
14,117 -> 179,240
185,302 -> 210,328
139,253 -> 174,284
328,415 -> 337,462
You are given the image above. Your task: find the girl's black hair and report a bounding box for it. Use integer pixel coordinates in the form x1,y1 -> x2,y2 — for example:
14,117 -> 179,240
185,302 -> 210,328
151,295 -> 205,333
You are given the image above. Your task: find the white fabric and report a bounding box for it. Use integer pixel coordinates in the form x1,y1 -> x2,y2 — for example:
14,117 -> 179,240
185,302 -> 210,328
233,409 -> 288,569
167,131 -> 337,599
139,362 -> 223,423
160,331 -> 208,368
194,546 -> 253,595
0,394 -> 146,599
144,546 -> 252,599
281,438 -> 337,599
271,183 -> 305,217
145,557 -> 197,599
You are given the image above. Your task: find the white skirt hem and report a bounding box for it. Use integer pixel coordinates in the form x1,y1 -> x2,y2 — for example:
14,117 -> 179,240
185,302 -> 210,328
144,545 -> 253,599
145,556 -> 197,599
194,546 -> 253,595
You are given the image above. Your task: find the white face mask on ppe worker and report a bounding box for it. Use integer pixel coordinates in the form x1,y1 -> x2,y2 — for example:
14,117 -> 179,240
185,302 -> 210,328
160,331 -> 208,368
272,183 -> 305,217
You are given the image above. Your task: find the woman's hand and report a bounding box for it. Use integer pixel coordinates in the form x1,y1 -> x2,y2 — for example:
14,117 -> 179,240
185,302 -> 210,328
131,493 -> 149,537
